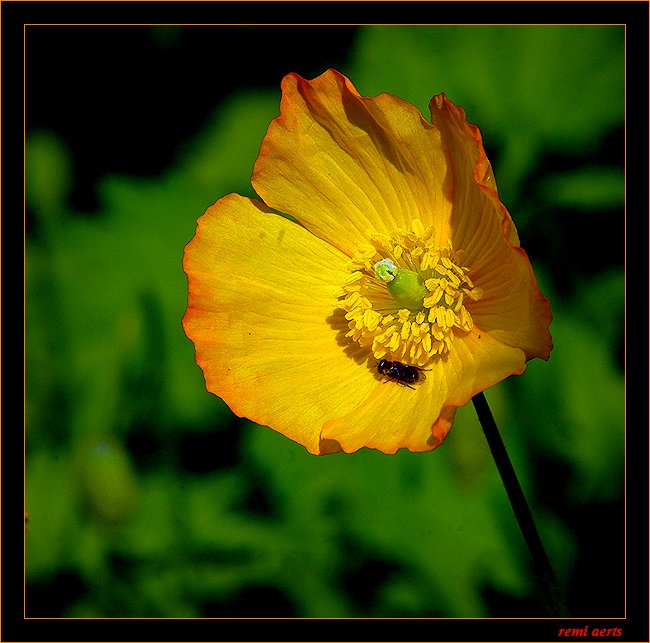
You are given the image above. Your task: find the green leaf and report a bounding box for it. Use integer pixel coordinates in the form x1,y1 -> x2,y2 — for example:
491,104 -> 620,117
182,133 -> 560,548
540,167 -> 624,210
516,310 -> 624,503
25,130 -> 74,221
76,435 -> 137,524
242,420 -> 541,617
25,450 -> 81,580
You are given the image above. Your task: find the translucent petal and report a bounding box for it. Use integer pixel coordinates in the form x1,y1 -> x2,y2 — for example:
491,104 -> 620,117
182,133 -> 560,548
253,69 -> 452,258
429,93 -> 552,360
321,331 -> 526,454
183,194 -> 377,454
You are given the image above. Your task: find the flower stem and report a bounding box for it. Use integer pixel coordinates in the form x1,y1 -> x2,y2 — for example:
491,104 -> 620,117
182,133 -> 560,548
471,391 -> 568,617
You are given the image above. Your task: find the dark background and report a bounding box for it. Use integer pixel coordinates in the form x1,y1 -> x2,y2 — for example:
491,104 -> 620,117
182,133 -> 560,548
9,2 -> 649,640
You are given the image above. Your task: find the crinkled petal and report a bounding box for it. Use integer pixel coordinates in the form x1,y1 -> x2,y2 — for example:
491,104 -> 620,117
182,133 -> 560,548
321,330 -> 526,454
430,93 -> 552,360
252,69 -> 452,257
182,194 -> 378,454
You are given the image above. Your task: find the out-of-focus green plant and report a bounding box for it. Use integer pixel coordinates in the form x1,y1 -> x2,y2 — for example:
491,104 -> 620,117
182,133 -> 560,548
350,25 -> 624,208
25,25 -> 623,618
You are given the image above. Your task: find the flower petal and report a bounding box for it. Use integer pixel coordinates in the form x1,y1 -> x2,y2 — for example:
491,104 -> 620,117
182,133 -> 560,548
430,94 -> 552,360
468,247 -> 553,360
252,69 -> 452,258
321,330 -> 526,454
182,194 -> 378,454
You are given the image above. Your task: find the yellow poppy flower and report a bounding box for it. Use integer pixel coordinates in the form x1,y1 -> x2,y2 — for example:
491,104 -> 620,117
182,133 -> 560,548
182,69 -> 552,456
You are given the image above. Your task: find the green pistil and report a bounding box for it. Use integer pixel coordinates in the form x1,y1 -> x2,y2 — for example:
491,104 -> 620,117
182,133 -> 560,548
386,269 -> 428,311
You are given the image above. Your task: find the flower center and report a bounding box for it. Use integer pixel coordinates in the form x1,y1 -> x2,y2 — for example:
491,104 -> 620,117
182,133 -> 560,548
338,219 -> 483,367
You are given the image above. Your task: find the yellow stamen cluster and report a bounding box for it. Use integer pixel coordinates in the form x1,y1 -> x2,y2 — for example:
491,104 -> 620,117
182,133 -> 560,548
338,220 -> 483,367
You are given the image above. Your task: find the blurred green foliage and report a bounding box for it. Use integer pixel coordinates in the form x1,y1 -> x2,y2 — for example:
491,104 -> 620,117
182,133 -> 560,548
25,25 -> 624,618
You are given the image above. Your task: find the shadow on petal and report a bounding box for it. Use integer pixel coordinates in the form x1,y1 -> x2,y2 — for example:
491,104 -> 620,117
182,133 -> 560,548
318,437 -> 343,455
325,309 -> 373,366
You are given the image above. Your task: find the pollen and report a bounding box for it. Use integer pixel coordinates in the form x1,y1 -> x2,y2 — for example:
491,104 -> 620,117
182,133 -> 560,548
339,219 -> 482,367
